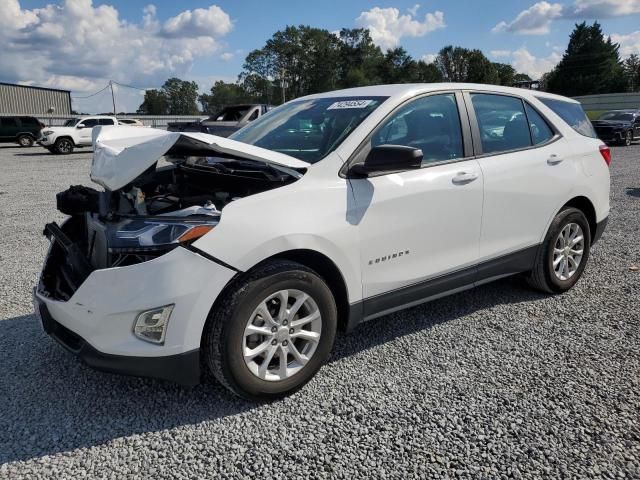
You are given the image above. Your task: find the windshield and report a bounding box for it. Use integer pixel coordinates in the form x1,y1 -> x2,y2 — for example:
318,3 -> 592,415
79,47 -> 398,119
63,118 -> 79,127
598,112 -> 634,122
230,96 -> 388,163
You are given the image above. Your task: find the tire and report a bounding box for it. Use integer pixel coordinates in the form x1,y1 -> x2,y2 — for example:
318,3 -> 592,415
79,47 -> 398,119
202,260 -> 337,400
527,207 -> 591,294
17,134 -> 34,147
54,137 -> 73,154
623,130 -> 633,147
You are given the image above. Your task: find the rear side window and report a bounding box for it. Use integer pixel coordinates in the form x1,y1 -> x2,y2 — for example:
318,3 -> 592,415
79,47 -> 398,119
20,117 -> 39,125
538,97 -> 597,138
524,103 -> 554,145
471,93 -> 531,154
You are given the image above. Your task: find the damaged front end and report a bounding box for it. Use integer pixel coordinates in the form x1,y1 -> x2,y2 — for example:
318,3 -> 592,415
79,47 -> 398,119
38,127 -> 307,301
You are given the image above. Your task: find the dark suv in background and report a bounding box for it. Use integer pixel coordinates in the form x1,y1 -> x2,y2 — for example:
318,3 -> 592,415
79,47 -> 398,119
591,109 -> 640,147
0,116 -> 44,147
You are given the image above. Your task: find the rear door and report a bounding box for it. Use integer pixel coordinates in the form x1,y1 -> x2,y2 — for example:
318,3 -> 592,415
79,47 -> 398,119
0,117 -> 20,140
466,92 -> 575,273
351,92 -> 484,317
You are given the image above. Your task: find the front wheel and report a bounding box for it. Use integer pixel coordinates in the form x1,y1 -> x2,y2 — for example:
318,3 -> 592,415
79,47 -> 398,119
202,260 -> 337,400
527,207 -> 591,293
54,138 -> 73,154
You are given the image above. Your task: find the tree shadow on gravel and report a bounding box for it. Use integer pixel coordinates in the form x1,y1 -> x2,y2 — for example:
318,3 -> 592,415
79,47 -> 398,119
0,277 -> 546,464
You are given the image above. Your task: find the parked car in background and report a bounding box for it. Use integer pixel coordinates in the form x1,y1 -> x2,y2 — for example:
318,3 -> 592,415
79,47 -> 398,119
591,109 -> 640,146
167,104 -> 272,137
38,116 -> 118,154
0,115 -> 44,147
118,118 -> 145,127
35,84 -> 610,399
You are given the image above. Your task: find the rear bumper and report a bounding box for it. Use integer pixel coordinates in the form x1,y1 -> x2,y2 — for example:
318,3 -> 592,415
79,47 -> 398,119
592,216 -> 608,245
35,294 -> 201,386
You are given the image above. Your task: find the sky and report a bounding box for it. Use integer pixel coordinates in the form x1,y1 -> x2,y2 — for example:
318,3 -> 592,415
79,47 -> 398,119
2,0 -> 640,113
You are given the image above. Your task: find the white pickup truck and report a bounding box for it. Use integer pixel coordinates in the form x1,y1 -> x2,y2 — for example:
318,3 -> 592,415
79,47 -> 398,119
39,116 -> 118,154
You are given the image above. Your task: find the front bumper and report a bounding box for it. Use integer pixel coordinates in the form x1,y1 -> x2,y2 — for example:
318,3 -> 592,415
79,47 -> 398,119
38,136 -> 55,146
35,296 -> 201,385
34,244 -> 237,384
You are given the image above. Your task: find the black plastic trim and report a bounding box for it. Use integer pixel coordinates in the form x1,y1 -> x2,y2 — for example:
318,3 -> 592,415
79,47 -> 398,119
592,216 -> 608,245
346,244 -> 540,331
36,296 -> 201,386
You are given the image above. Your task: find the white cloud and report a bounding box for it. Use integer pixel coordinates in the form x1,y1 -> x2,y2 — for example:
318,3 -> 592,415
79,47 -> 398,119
571,0 -> 640,17
355,6 -> 445,51
611,31 -> 640,57
0,0 -> 234,112
161,5 -> 232,38
408,4 -> 421,16
220,52 -> 234,61
421,53 -> 437,64
491,2 -> 563,35
493,0 -> 640,35
490,48 -> 562,79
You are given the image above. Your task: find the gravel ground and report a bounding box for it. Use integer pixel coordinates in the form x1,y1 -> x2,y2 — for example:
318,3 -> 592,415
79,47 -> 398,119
0,142 -> 638,479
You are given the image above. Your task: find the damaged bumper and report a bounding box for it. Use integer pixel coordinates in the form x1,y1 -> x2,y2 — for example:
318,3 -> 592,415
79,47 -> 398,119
34,241 -> 237,385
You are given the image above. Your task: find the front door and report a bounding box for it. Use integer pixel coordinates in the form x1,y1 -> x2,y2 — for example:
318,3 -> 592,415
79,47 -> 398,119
351,93 -> 483,319
77,118 -> 99,145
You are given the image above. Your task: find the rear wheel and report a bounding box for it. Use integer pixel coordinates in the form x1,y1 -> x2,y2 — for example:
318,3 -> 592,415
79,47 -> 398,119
527,207 -> 591,293
623,130 -> 633,146
202,260 -> 337,400
54,138 -> 73,154
17,134 -> 34,147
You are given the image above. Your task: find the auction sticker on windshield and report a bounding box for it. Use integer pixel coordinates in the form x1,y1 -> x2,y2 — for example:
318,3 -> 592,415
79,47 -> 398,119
327,99 -> 373,110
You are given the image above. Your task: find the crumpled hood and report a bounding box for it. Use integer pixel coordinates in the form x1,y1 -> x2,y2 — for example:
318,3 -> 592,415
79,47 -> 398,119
91,126 -> 310,191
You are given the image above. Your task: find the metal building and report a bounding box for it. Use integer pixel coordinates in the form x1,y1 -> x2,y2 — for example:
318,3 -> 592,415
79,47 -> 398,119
0,82 -> 71,115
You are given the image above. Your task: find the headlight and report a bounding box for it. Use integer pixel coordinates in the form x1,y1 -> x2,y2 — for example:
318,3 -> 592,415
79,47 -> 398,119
108,217 -> 217,253
43,130 -> 54,135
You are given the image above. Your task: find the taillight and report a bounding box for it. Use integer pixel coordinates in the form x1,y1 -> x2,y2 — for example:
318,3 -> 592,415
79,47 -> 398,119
599,144 -> 611,166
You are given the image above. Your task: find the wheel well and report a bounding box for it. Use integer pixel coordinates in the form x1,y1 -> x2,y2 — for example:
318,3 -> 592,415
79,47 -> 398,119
562,196 -> 597,242
55,136 -> 75,146
17,132 -> 35,138
268,250 -> 350,332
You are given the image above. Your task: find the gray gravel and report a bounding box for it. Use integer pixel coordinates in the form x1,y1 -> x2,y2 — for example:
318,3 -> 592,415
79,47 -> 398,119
1,142 -> 639,479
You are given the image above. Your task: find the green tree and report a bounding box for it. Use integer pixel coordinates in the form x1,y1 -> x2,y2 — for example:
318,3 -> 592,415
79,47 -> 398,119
545,22 -> 627,96
162,78 -> 200,115
137,89 -> 168,114
623,54 -> 640,91
493,62 -> 517,86
199,81 -> 254,114
435,46 -> 499,84
337,28 -> 384,87
415,61 -> 444,83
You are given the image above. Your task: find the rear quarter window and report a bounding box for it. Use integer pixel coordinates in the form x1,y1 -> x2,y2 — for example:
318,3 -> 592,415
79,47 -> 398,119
537,97 -> 597,138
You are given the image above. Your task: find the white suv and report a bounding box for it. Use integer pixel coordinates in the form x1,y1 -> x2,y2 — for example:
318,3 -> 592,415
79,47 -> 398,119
34,84 -> 610,399
39,116 -> 118,154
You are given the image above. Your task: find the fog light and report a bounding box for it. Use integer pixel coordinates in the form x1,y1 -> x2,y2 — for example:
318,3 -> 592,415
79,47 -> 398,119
133,305 -> 174,344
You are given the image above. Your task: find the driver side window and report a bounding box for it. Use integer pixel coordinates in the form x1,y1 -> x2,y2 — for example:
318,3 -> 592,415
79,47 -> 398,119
81,119 -> 99,128
372,93 -> 464,164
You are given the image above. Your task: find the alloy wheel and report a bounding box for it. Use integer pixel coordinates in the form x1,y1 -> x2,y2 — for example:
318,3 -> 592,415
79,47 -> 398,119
625,131 -> 632,146
242,289 -> 322,381
552,222 -> 584,281
57,140 -> 72,153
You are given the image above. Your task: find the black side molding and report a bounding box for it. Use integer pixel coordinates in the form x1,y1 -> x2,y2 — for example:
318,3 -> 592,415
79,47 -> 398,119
592,216 -> 608,245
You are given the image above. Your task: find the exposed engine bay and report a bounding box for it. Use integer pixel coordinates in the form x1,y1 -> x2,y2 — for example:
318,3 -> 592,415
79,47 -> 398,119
40,153 -> 302,301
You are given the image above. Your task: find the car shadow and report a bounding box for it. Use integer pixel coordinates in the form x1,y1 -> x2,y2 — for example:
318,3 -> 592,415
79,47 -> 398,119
626,187 -> 640,198
0,276 -> 545,464
13,151 -> 90,157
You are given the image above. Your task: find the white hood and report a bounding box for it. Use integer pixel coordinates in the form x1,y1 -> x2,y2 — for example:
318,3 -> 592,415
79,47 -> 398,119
91,126 -> 310,191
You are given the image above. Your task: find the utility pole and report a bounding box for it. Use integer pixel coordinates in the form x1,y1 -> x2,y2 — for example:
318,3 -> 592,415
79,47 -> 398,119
109,80 -> 116,115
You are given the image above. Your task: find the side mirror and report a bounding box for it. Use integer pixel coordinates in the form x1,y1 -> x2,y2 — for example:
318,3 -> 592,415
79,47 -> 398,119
76,123 -> 86,129
349,145 -> 423,177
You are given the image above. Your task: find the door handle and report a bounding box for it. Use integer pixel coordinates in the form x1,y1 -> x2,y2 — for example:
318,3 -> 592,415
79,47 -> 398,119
547,154 -> 563,165
452,172 -> 479,185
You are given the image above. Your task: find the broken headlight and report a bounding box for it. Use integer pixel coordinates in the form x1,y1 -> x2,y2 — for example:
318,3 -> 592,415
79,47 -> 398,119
107,217 -> 217,253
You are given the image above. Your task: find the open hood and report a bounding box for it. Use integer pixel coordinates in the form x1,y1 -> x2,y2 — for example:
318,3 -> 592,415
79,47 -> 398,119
91,126 -> 310,191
